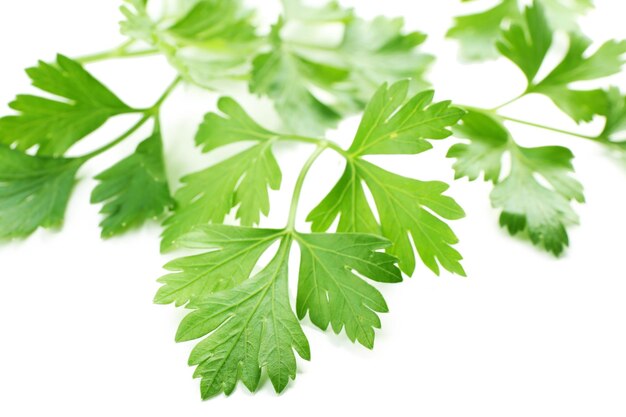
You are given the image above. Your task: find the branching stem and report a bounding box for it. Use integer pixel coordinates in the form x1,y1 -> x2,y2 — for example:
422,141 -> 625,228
78,77 -> 182,160
78,115 -> 152,161
282,134 -> 349,157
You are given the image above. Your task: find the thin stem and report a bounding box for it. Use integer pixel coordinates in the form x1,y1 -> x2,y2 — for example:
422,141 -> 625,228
150,77 -> 183,111
78,114 -> 152,161
498,114 -> 601,142
458,104 -> 602,143
75,40 -> 160,65
490,91 -> 527,111
286,144 -> 328,231
78,77 -> 182,160
282,134 -> 349,157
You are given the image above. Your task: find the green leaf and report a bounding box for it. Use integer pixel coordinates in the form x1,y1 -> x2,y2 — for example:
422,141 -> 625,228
533,34 -> 626,122
534,87 -> 609,124
122,0 -> 260,86
496,1 -> 552,83
0,55 -> 133,157
447,0 -> 592,62
357,161 -> 466,276
448,111 -> 509,182
492,146 -> 584,255
294,16 -> 433,105
447,0 -> 521,61
177,238 -> 310,398
540,0 -> 594,32
295,232 -> 401,348
91,124 -> 173,238
119,0 -> 154,43
495,4 -> 626,123
164,226 -> 402,396
156,225 -> 284,306
493,1 -> 626,124
599,87 -> 626,141
448,111 -> 584,255
536,35 -> 626,88
309,82 -> 465,276
167,0 -> 256,44
250,11 -> 432,134
0,145 -> 83,239
348,81 -> 465,156
250,21 -> 346,135
306,162 -> 380,235
194,97 -> 276,152
161,99 -> 282,251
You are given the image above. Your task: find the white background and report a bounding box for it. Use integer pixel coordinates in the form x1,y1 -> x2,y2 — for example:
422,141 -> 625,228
1,1 -> 626,416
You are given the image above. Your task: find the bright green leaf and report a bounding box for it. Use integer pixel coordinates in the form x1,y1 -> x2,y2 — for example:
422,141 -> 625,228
447,0 -> 520,61
161,99 -> 282,251
448,111 -> 584,255
156,225 -> 284,306
295,232 -> 401,348
448,0 -> 592,62
0,55 -> 133,156
599,87 -> 626,141
357,161 -> 466,276
177,238 -> 310,398
91,123 -> 173,238
496,1 -> 552,83
348,82 -> 465,157
309,82 -> 465,276
0,146 -> 83,239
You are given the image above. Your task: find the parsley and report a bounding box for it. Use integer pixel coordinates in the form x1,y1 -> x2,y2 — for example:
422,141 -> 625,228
1,0 -> 625,400
447,1 -> 625,254
447,0 -> 593,61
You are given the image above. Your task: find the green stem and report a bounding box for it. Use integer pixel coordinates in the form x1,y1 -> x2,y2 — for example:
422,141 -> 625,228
286,144 -> 328,231
490,92 -> 527,111
78,114 -> 152,161
282,134 -> 349,157
78,77 -> 182,160
459,105 -> 602,143
498,114 -> 601,142
150,77 -> 183,111
75,40 -> 160,65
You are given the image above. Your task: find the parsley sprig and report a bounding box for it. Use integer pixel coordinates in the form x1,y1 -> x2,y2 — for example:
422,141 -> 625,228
1,0 -> 624,400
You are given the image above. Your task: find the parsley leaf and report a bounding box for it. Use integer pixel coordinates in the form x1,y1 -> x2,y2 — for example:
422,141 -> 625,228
160,98 -> 281,251
599,87 -> 626,142
447,0 -> 592,61
91,122 -> 173,238
167,0 -> 256,44
447,0 -> 520,61
176,237 -> 310,399
295,232 -> 401,349
496,1 -> 552,83
309,82 -> 466,276
532,35 -> 626,122
121,0 -> 260,86
156,226 -> 284,306
163,225 -> 401,396
0,55 -> 134,156
497,1 -> 626,123
251,11 -> 433,134
250,20 -> 347,135
448,111 -> 584,255
0,145 -> 83,239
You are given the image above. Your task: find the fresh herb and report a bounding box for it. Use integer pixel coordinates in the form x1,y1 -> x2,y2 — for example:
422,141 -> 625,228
448,1 -> 626,254
1,0 -> 624,400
